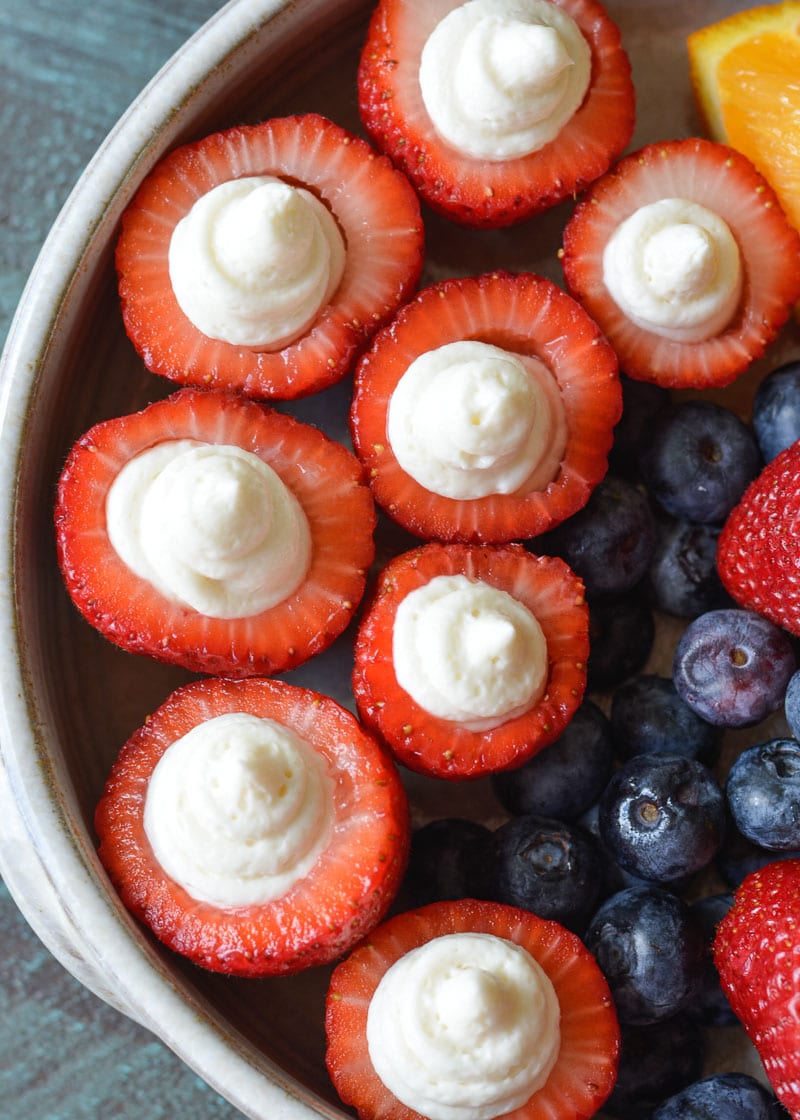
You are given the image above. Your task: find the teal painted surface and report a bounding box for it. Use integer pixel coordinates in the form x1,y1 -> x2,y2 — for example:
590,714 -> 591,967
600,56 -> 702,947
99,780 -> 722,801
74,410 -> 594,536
0,883 -> 237,1119
0,0 -> 218,339
0,1 -> 244,1115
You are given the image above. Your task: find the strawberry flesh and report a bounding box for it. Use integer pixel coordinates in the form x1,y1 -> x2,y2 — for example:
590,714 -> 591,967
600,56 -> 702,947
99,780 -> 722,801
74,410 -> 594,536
562,138 -> 800,389
325,897 -> 620,1120
353,541 -> 589,779
95,676 -> 410,977
116,113 -> 424,399
55,387 -> 376,677
351,271 -> 621,544
358,0 -> 635,228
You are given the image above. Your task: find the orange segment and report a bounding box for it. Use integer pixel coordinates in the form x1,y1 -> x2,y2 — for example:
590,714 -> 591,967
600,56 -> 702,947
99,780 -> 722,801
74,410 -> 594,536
688,4 -> 800,231
719,31 -> 800,230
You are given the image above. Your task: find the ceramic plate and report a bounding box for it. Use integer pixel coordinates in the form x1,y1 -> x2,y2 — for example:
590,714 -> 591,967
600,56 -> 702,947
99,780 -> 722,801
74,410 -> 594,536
1,0 -> 797,1117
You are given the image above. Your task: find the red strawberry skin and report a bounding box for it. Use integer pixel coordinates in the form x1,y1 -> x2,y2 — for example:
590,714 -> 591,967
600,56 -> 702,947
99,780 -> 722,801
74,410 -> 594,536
717,441 -> 800,637
562,138 -> 800,389
358,0 -> 635,228
95,676 -> 410,978
326,898 -> 620,1120
714,860 -> 800,1117
116,113 -> 424,399
353,542 -> 589,779
351,271 -> 621,544
55,388 -> 376,677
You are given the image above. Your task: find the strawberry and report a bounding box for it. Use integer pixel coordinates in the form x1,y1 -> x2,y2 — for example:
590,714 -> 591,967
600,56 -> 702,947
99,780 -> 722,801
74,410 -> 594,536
716,439 -> 800,637
95,676 -> 410,977
713,859 -> 800,1117
325,898 -> 620,1120
561,138 -> 800,389
352,541 -> 588,779
115,113 -> 424,400
358,0 -> 635,228
350,272 -> 621,544
55,387 -> 376,677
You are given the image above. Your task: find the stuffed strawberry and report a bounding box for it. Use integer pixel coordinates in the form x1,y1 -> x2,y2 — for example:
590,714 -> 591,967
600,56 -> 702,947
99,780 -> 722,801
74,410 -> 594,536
352,541 -> 588,779
717,440 -> 800,637
116,113 -> 424,399
326,898 -> 620,1120
350,271 -> 621,544
95,676 -> 410,978
561,138 -> 800,389
55,387 -> 375,676
713,859 -> 800,1117
358,0 -> 635,228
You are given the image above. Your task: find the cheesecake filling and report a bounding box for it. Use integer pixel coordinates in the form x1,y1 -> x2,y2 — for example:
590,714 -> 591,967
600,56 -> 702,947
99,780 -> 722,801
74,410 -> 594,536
419,0 -> 591,161
144,712 -> 334,908
387,340 -> 567,499
366,932 -> 561,1120
602,197 -> 743,342
392,574 -> 548,731
168,175 -> 346,348
106,440 -> 311,619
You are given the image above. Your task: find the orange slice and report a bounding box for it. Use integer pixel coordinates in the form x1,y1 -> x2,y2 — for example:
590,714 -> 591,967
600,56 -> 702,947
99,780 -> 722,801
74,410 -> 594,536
688,3 -> 800,232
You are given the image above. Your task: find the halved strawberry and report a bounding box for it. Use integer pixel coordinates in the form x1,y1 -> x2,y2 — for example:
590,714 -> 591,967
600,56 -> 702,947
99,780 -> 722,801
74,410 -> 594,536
350,272 -> 621,544
561,138 -> 800,389
55,387 -> 376,677
325,898 -> 620,1120
352,541 -> 588,779
717,439 -> 800,637
95,676 -> 410,977
713,859 -> 800,1117
116,113 -> 424,399
358,0 -> 635,228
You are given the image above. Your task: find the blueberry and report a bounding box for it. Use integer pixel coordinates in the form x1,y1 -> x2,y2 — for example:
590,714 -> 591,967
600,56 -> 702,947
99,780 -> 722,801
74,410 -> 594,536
577,801 -> 650,897
486,814 -> 602,933
726,739 -> 800,850
673,609 -> 797,727
716,826 -> 800,889
604,1016 -> 705,1119
610,675 -> 720,766
587,593 -> 655,691
652,1072 -> 787,1119
491,700 -> 613,821
599,753 -> 725,883
535,475 -> 656,598
640,400 -> 761,524
785,669 -> 800,739
648,517 -> 732,618
584,885 -> 705,1024
609,375 -> 671,479
753,360 -> 800,462
688,893 -> 738,1028
402,818 -> 493,907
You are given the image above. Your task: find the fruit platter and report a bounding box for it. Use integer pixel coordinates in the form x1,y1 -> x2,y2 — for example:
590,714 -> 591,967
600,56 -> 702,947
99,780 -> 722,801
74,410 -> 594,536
2,0 -> 800,1118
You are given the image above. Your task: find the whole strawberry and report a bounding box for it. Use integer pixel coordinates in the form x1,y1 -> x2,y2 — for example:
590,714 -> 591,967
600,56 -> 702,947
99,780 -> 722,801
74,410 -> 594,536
713,859 -> 800,1117
717,441 -> 800,637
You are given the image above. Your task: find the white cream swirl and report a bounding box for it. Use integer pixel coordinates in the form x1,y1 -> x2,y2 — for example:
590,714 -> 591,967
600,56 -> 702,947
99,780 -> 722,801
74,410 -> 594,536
143,712 -> 334,908
387,340 -> 567,499
106,440 -> 311,619
392,575 -> 548,731
602,197 -> 743,342
418,0 -> 591,161
367,932 -> 561,1120
168,175 -> 346,349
